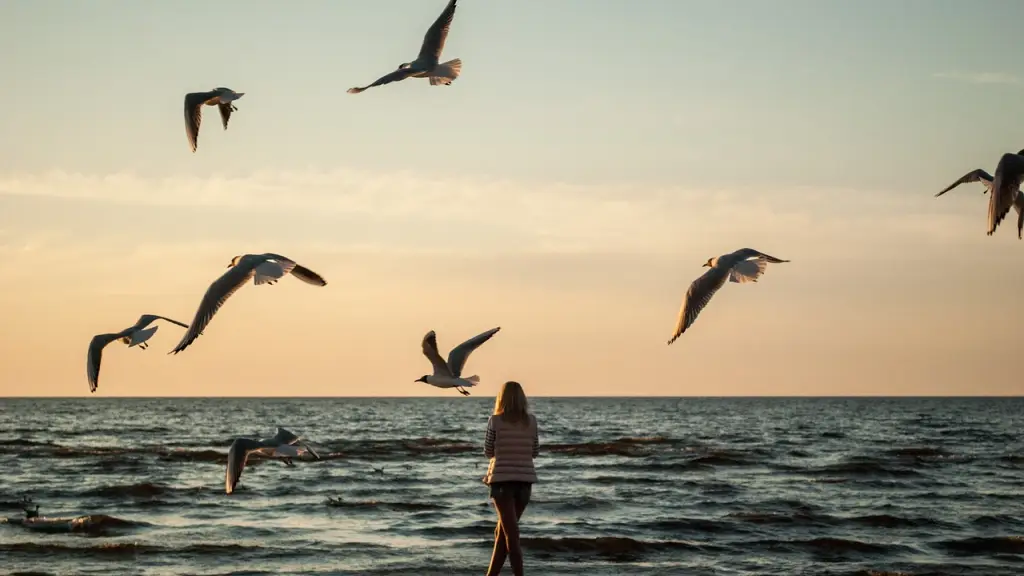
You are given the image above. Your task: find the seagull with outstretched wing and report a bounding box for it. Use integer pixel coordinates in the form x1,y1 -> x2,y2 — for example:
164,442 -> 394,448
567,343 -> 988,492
667,248 -> 790,345
87,314 -> 190,392
348,0 -> 462,94
415,327 -> 501,395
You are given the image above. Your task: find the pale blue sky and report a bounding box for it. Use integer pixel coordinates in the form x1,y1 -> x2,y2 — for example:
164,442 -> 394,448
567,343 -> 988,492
2,1 -> 1024,396
1,0 -> 1023,187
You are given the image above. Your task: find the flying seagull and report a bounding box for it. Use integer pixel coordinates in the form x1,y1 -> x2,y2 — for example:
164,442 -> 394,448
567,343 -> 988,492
667,248 -> 790,345
347,0 -> 462,94
169,254 -> 327,355
87,314 -> 190,392
225,427 -> 321,495
416,327 -> 500,395
988,149 -> 1024,237
936,166 -> 1024,239
184,87 -> 245,153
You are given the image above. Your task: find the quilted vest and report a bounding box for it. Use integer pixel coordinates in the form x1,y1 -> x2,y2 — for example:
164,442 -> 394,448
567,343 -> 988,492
483,414 -> 538,485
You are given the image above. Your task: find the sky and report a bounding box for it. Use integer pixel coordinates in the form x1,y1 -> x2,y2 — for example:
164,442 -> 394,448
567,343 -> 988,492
0,0 -> 1023,397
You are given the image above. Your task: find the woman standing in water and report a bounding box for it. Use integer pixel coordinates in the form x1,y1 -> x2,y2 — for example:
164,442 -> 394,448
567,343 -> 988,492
483,381 -> 539,576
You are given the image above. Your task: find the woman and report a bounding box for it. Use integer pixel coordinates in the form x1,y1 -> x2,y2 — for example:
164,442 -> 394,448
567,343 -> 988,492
483,381 -> 539,576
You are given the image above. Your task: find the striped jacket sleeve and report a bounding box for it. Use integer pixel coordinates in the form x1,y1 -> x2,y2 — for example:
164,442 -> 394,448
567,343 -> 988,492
532,420 -> 539,458
484,417 -> 496,458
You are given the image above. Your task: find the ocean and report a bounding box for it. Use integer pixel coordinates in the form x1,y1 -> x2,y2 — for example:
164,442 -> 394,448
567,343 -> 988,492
1,397 -> 1022,575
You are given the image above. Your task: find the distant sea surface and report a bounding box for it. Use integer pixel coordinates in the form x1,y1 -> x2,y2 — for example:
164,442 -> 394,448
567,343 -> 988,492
1,397 -> 1022,575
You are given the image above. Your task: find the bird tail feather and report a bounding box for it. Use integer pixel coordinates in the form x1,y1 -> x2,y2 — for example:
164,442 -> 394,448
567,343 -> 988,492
129,326 -> 159,347
430,59 -> 462,85
463,375 -> 480,385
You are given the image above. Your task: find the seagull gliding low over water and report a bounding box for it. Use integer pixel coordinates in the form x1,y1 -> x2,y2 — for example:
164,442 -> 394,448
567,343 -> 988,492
226,427 -> 321,495
183,87 -> 245,153
87,314 -> 190,393
936,165 -> 1024,239
667,248 -> 790,345
169,253 -> 327,355
416,327 -> 500,395
347,0 -> 462,94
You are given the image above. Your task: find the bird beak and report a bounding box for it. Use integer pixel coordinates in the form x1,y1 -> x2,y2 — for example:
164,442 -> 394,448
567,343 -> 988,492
702,263 -> 709,268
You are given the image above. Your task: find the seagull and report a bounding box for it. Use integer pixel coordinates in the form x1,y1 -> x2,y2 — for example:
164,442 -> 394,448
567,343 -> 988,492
169,253 -> 327,355
347,0 -> 462,94
183,87 -> 245,153
667,248 -> 790,345
371,466 -> 385,476
87,314 -> 190,392
936,165 -> 1024,239
988,149 -> 1024,237
226,427 -> 321,495
416,327 -> 500,396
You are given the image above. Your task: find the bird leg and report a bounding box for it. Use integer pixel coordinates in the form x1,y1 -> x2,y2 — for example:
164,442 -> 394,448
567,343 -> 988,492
281,457 -> 294,467
457,387 -> 471,396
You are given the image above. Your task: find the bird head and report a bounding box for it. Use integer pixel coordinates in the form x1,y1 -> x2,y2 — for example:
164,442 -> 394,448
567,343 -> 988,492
398,62 -> 412,70
1017,148 -> 1024,156
702,257 -> 715,268
227,255 -> 242,268
415,375 -> 428,383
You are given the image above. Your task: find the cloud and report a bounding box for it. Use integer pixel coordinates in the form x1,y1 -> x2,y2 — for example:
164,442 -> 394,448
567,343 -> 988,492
932,71 -> 1024,86
0,167 -> 991,259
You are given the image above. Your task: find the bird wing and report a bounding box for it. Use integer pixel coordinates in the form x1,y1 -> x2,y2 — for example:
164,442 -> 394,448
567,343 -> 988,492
726,248 -> 790,265
169,263 -> 256,354
226,438 -> 261,494
447,326 -> 501,378
988,152 -> 1024,236
289,264 -> 328,286
667,265 -> 731,345
935,168 -> 993,197
347,68 -> 416,94
418,0 -> 457,62
218,102 -> 233,130
728,258 -> 768,284
86,333 -> 123,393
136,314 -> 190,329
262,254 -> 327,286
271,427 -> 300,445
421,330 -> 453,377
183,91 -> 212,153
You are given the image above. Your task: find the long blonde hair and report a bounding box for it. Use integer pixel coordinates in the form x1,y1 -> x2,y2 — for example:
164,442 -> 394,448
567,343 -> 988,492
493,381 -> 530,425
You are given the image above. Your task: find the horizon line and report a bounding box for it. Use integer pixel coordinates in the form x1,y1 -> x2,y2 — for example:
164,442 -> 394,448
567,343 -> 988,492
1,395 -> 1021,400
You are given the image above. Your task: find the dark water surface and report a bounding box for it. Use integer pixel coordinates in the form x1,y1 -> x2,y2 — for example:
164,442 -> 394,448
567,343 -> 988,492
1,397 -> 1022,575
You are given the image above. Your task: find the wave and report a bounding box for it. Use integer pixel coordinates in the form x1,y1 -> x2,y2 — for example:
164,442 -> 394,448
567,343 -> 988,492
883,447 -> 950,459
938,536 -> 1024,555
805,459 -> 922,478
543,437 -> 677,457
80,482 -> 205,500
519,536 -> 719,559
0,541 -> 350,561
2,514 -> 145,536
324,498 -> 447,512
755,537 -> 903,557
82,482 -> 171,498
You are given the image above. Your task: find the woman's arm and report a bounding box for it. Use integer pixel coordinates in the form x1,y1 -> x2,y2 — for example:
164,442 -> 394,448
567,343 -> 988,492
484,417 -> 495,458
